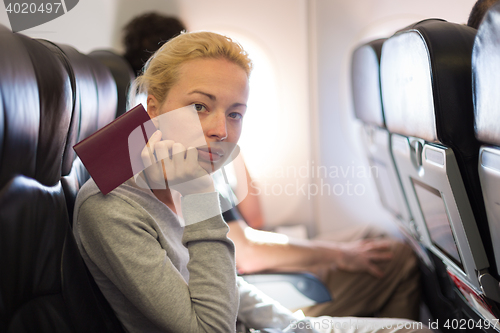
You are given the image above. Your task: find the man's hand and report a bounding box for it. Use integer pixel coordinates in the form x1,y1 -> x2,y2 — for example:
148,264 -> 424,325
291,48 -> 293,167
335,239 -> 394,278
314,238 -> 395,278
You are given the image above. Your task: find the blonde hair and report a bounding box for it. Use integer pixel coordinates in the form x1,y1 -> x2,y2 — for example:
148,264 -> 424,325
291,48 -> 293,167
128,31 -> 252,108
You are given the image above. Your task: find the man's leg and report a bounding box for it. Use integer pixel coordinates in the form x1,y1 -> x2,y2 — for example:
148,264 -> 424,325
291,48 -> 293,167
302,225 -> 421,320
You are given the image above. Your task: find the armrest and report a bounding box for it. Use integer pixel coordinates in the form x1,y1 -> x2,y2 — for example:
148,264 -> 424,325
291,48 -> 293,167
240,272 -> 332,310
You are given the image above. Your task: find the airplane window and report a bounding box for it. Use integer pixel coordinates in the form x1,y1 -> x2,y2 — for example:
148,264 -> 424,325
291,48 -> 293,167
209,31 -> 280,179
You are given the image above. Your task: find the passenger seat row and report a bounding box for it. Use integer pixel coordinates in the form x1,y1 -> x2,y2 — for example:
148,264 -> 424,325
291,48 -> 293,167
351,4 -> 500,332
0,23 -> 133,332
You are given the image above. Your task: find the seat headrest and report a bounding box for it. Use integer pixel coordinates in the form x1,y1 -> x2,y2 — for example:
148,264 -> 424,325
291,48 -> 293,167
54,44 -> 117,177
18,36 -> 73,186
90,57 -> 118,130
381,19 -> 477,151
89,50 -> 135,118
473,1 -> 500,146
0,26 -> 40,187
37,40 -> 79,179
351,38 -> 386,127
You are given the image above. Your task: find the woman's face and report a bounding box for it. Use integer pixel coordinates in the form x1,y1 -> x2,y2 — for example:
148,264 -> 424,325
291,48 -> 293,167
147,57 -> 249,172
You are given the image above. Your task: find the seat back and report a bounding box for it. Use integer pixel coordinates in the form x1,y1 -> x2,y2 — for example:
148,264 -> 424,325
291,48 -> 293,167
352,36 -> 455,326
53,42 -> 118,222
473,1 -> 500,297
88,49 -> 135,118
380,19 -> 500,315
0,25 -> 124,332
351,38 -> 413,232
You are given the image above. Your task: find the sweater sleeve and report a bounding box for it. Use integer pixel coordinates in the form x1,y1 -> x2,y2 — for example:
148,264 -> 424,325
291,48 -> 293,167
75,191 -> 238,333
237,277 -> 320,333
237,277 -> 296,329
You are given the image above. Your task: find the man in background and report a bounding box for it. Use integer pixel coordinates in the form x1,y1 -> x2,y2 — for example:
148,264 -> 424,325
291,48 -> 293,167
123,12 -> 186,76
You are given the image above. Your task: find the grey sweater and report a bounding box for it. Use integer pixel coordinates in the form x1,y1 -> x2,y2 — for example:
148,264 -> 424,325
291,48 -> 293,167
73,178 -> 238,332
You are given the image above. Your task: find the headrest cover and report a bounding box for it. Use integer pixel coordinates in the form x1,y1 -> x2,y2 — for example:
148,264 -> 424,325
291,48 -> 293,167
473,1 -> 500,146
57,44 -> 99,176
88,57 -> 117,130
0,25 -> 39,188
351,39 -> 385,127
381,30 -> 436,141
381,20 -> 476,147
18,36 -> 72,186
89,50 -> 135,118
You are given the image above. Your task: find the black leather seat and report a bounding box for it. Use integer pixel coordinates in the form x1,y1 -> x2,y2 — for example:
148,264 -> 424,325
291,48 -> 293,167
54,42 -> 118,223
89,49 -> 135,118
380,18 -> 500,328
0,25 -> 124,332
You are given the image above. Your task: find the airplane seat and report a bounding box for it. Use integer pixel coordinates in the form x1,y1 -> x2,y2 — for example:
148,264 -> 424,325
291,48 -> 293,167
351,37 -> 444,324
0,24 -> 70,332
351,38 -> 415,236
49,42 -> 125,331
0,25 -> 124,332
49,43 -> 118,223
88,49 -> 135,118
381,18 -> 500,328
473,0 -> 500,311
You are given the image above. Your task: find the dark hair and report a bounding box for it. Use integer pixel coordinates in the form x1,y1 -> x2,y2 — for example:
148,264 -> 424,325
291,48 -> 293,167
467,0 -> 499,29
123,12 -> 186,76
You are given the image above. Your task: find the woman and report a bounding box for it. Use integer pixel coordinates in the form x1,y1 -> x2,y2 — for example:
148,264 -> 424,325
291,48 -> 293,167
74,31 -> 431,333
74,31 -> 247,333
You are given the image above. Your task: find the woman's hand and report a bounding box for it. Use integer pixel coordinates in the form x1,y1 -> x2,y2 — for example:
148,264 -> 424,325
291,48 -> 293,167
141,130 -> 215,196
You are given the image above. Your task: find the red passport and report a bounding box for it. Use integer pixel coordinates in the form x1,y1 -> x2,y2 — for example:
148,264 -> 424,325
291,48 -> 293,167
73,104 -> 155,195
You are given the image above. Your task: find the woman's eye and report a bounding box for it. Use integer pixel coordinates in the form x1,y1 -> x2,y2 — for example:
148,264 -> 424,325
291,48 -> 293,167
194,104 -> 206,112
228,112 -> 243,120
